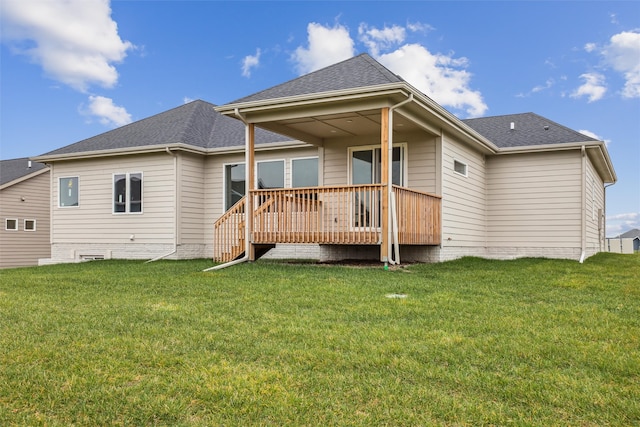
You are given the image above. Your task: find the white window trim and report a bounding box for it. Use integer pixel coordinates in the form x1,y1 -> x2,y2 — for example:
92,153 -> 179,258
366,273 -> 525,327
289,156 -> 319,188
112,172 -> 143,215
24,219 -> 36,232
453,159 -> 468,177
347,143 -> 408,186
5,218 -> 18,231
255,159 -> 285,189
223,161 -> 246,212
58,176 -> 79,208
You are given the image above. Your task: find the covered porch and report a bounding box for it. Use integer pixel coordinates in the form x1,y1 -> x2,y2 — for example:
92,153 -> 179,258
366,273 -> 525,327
212,76 -> 460,265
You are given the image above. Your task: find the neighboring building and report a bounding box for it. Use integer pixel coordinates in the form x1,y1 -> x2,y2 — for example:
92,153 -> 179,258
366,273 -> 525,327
0,158 -> 50,268
33,54 -> 616,265
606,228 -> 640,254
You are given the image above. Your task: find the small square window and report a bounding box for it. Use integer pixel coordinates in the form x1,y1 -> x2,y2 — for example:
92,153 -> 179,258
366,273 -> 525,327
454,160 -> 468,177
5,219 -> 18,231
24,219 -> 36,231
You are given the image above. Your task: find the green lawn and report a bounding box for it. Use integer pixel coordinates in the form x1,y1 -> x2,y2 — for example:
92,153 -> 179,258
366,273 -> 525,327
1,253 -> 638,426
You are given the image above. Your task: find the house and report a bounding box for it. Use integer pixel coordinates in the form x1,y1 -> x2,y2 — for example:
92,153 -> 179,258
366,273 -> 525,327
606,228 -> 640,253
0,158 -> 51,268
33,54 -> 616,266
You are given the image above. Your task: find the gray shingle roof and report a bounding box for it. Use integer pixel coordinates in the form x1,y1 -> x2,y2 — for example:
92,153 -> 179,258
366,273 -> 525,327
1,158 -> 48,186
618,228 -> 640,239
231,53 -> 404,104
462,112 -> 598,148
40,100 -> 290,157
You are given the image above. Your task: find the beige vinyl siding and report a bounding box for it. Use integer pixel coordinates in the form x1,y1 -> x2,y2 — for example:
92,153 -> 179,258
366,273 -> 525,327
486,150 -> 582,247
179,153 -> 205,245
406,134 -> 438,194
51,153 -> 176,245
322,133 -> 437,192
441,134 -> 487,246
585,155 -> 605,253
0,171 -> 51,268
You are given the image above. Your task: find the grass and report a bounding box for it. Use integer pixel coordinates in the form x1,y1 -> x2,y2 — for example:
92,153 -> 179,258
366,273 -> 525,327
0,253 -> 638,426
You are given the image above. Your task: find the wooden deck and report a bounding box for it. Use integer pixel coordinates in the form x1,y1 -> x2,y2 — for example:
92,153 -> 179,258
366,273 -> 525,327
213,184 -> 441,262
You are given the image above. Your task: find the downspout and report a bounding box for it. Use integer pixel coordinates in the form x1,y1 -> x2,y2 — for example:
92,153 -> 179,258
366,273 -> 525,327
204,108 -> 251,271
387,93 -> 414,265
603,182 -> 615,251
579,145 -> 586,263
146,147 -> 178,262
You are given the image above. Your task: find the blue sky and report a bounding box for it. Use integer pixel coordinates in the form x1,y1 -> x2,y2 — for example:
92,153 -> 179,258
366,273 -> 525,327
1,0 -> 639,235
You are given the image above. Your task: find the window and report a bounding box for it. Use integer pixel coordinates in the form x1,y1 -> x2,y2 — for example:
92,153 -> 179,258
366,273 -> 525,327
224,163 -> 245,210
349,145 -> 405,186
59,177 -> 79,207
291,157 -> 319,187
257,160 -> 284,189
5,219 -> 18,231
24,219 -> 36,231
348,145 -> 406,228
114,172 -> 143,214
453,160 -> 468,177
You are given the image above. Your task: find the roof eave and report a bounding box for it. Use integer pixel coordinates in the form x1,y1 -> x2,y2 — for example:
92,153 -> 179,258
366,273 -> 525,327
32,143 -> 208,163
216,83 -> 412,114
496,140 -> 617,183
0,167 -> 50,190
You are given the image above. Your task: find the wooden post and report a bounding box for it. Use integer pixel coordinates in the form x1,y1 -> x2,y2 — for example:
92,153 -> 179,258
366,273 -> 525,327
247,123 -> 256,261
380,107 -> 389,262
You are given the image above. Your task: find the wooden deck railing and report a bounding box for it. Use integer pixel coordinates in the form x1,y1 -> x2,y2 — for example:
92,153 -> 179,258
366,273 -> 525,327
213,197 -> 246,263
213,185 -> 442,262
393,185 -> 442,245
252,184 -> 384,244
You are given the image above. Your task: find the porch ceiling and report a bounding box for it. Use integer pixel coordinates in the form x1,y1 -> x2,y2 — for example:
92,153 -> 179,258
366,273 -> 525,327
218,86 -> 440,146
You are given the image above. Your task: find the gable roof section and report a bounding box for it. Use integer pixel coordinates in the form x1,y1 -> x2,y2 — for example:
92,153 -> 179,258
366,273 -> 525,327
462,113 -> 598,148
232,53 -> 404,104
0,158 -> 48,188
618,228 -> 640,239
37,100 -> 290,159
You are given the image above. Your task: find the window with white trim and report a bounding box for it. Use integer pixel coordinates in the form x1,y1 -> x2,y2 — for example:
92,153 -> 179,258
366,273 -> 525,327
59,177 -> 79,207
5,218 -> 18,231
24,219 -> 36,231
453,160 -> 468,177
348,144 -> 406,186
257,160 -> 285,189
114,172 -> 143,214
224,163 -> 245,210
291,157 -> 319,187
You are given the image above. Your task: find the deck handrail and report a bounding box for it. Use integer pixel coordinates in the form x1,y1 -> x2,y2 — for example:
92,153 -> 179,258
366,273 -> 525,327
213,185 -> 442,262
213,197 -> 246,263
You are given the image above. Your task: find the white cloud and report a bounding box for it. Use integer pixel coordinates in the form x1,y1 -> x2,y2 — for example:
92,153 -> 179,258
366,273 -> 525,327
602,31 -> 640,98
377,43 -> 487,117
183,97 -> 195,104
358,23 -> 406,56
406,21 -> 434,33
571,72 -> 607,102
242,48 -> 261,78
0,0 -> 133,92
83,95 -> 132,127
291,22 -> 487,117
606,212 -> 640,237
584,43 -> 597,53
291,22 -> 354,75
578,129 -> 611,147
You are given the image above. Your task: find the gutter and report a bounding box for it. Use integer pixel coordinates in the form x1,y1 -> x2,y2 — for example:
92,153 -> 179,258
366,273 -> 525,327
146,147 -> 179,262
580,145 -> 586,263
